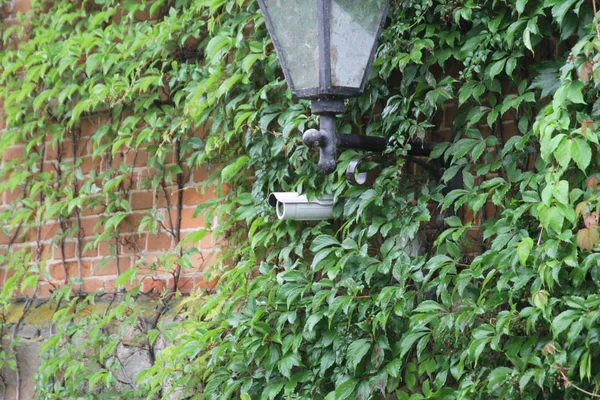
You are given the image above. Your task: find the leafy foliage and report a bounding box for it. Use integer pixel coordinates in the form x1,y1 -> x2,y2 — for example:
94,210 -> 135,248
1,0 -> 600,399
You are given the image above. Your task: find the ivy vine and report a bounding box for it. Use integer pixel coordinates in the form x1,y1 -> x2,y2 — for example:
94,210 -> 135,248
1,0 -> 600,399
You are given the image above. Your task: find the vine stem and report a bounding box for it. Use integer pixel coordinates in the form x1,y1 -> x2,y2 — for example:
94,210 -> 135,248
593,0 -> 600,40
559,368 -> 600,398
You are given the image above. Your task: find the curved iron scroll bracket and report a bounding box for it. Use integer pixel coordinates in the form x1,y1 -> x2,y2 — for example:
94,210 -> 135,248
346,153 -> 377,186
345,145 -> 441,187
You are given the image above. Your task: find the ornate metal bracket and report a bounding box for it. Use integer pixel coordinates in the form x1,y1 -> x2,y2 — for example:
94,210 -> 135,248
302,98 -> 438,181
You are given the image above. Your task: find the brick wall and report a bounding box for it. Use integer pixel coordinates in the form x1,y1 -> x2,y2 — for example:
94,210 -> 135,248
0,1 -> 522,299
0,0 -> 220,299
420,101 -> 521,261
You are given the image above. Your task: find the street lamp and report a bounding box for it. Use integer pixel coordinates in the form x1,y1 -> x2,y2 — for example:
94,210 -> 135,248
257,0 -> 391,174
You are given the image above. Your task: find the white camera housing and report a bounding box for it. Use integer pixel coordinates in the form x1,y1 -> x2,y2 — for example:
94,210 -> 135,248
268,192 -> 334,221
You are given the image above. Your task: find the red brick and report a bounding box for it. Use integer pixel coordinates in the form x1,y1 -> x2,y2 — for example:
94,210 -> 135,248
45,142 -> 60,160
184,253 -> 204,268
137,256 -> 169,274
202,252 -> 217,267
0,231 -> 13,245
200,232 -> 217,250
121,234 -> 145,254
502,121 -> 519,141
13,0 -> 31,15
185,251 -> 217,270
121,175 -> 135,191
97,240 -> 114,256
125,148 -> 149,167
485,201 -> 497,220
48,261 -> 91,281
463,228 -> 484,253
141,277 -> 165,294
155,187 -> 178,208
36,283 -> 53,298
39,243 -> 51,260
80,156 -> 100,174
54,240 -> 97,259
3,145 -> 24,162
182,187 -> 216,206
81,239 -> 99,258
80,118 -> 98,136
124,212 -> 146,229
40,222 -> 60,240
168,276 -> 195,293
3,267 -> 14,284
173,208 -> 205,230
4,186 -> 23,203
81,202 -> 105,217
53,241 -> 76,260
443,103 -> 457,129
19,286 -> 35,298
80,217 -> 102,238
479,125 -> 493,138
191,169 -> 206,184
60,140 -> 74,158
79,136 -> 93,155
146,233 -> 172,252
103,276 -> 139,291
131,191 -> 154,210
111,151 -> 126,169
82,278 -> 108,293
92,256 -> 131,277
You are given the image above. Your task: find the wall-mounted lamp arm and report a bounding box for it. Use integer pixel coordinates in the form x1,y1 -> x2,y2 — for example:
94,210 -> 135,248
303,113 -> 339,174
304,100 -> 438,174
338,134 -> 389,152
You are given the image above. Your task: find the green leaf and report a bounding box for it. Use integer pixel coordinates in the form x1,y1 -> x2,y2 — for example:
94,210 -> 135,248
261,382 -> 284,400
487,367 -> 514,392
572,138 -> 591,171
547,207 -> 565,232
116,268 -> 138,287
555,138 -> 572,169
531,62 -> 561,97
552,180 -> 569,205
386,358 -> 402,378
414,300 -> 445,313
552,310 -> 582,335
206,35 -> 231,62
335,378 -> 359,400
566,80 -> 586,104
552,0 -> 579,25
488,59 -> 507,79
347,339 -> 371,370
320,351 -> 336,375
399,330 -> 429,358
278,353 -> 301,378
221,156 -> 249,181
311,235 -> 341,252
517,238 -> 534,266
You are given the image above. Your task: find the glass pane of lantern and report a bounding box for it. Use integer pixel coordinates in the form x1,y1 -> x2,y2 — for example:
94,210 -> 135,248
262,0 -> 320,91
330,0 -> 385,88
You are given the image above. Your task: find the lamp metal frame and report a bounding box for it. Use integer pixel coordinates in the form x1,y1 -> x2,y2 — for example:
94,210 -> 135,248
257,0 -> 390,99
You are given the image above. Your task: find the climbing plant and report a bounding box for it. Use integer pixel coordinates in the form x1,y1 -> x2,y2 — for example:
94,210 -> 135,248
1,0 -> 600,398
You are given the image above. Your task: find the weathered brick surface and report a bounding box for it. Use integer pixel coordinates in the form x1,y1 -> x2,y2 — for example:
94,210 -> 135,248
0,0 -> 522,306
0,93 -> 218,302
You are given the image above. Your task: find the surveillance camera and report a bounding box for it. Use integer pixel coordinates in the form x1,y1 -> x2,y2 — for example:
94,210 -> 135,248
268,192 -> 334,221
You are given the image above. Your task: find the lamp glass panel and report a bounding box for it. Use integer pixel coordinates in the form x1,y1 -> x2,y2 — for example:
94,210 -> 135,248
330,0 -> 385,88
262,0 -> 320,91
